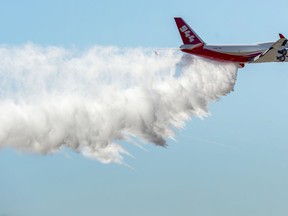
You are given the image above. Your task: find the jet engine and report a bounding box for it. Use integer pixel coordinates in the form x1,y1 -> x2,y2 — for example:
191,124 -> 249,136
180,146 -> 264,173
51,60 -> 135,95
277,46 -> 288,62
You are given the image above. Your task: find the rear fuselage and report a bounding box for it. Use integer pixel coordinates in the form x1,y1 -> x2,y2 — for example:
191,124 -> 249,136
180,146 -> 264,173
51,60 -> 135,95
180,42 -> 274,63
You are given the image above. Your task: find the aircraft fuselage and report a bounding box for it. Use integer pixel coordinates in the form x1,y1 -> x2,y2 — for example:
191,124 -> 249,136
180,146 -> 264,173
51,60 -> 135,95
181,43 -> 274,64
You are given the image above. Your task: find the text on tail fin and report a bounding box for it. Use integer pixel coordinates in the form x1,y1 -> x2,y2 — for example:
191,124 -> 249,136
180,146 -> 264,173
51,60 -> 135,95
174,17 -> 204,45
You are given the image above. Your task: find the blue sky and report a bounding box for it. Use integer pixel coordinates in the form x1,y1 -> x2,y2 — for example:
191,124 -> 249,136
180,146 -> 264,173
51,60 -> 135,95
1,0 -> 288,216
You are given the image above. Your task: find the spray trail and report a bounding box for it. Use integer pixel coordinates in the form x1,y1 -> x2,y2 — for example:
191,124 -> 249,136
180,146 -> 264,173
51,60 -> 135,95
0,44 -> 238,163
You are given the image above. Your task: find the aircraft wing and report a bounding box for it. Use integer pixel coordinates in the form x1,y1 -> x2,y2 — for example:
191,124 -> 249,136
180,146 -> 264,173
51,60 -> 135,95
251,34 -> 288,63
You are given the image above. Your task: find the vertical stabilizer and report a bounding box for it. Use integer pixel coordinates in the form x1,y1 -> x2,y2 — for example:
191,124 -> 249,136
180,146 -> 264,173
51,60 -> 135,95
174,17 -> 204,45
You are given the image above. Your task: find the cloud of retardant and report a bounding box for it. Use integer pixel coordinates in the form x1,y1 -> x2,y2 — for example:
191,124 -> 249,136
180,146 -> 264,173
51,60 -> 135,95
0,44 -> 238,163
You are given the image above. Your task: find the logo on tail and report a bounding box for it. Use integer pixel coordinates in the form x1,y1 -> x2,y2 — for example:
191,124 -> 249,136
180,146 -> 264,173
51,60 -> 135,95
179,25 -> 196,43
174,17 -> 204,45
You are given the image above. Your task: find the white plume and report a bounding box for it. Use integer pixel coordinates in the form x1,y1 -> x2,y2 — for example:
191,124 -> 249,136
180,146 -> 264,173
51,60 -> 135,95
0,44 -> 238,163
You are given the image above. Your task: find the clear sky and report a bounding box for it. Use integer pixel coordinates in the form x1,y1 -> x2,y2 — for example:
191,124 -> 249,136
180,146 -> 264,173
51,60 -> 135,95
1,0 -> 288,216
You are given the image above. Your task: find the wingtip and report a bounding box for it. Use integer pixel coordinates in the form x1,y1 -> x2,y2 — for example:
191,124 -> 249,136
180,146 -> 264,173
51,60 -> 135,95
279,33 -> 285,39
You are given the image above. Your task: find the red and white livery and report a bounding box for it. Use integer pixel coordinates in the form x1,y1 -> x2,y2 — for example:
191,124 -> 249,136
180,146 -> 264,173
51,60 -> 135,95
175,17 -> 288,68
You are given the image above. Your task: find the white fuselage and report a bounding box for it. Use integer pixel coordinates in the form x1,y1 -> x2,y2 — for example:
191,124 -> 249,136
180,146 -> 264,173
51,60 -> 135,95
205,42 -> 274,55
180,41 -> 280,66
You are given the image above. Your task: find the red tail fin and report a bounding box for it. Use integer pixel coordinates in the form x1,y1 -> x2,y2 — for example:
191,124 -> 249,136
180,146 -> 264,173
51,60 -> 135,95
174,17 -> 204,45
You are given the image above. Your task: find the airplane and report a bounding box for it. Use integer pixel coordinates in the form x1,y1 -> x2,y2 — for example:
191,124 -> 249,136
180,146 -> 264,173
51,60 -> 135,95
174,17 -> 288,68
